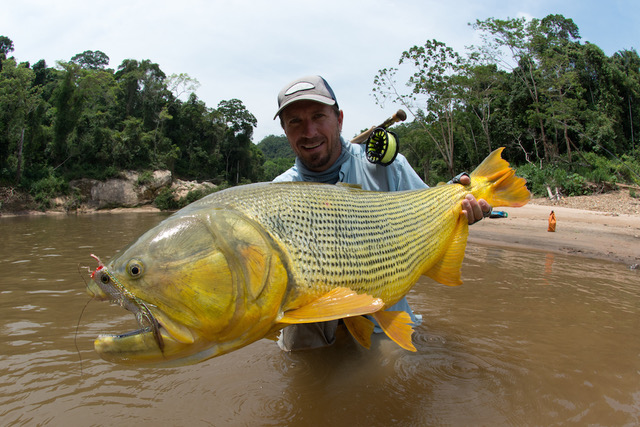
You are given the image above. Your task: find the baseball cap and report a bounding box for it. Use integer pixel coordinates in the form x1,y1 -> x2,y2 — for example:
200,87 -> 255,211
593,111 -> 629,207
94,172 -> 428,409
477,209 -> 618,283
274,75 -> 339,119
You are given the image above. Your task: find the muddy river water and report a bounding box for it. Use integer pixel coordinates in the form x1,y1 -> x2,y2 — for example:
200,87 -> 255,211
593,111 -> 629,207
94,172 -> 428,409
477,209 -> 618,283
1,213 -> 638,426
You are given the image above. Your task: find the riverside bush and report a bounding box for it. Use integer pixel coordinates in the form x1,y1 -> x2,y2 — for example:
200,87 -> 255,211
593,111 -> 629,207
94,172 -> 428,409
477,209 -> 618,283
154,187 -> 180,211
516,163 -> 588,197
30,171 -> 67,209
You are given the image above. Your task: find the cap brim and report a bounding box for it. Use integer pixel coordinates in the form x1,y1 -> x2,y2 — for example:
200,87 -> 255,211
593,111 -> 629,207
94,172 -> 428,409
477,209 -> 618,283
273,95 -> 336,119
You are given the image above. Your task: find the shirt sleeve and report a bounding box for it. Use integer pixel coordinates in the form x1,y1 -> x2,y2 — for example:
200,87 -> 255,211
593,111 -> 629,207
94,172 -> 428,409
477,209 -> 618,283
389,154 -> 429,191
272,166 -> 302,182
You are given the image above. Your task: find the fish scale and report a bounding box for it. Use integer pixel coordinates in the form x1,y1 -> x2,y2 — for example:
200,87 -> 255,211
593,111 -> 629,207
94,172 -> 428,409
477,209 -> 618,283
187,181 -> 467,305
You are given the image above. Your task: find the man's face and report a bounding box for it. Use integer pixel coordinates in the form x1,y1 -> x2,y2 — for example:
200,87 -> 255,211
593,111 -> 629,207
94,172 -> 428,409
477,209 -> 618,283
280,100 -> 343,172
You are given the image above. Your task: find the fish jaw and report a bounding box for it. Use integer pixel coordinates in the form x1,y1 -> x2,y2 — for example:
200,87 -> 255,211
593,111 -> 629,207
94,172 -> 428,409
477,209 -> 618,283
93,307 -> 239,368
94,327 -> 276,368
95,326 -> 193,367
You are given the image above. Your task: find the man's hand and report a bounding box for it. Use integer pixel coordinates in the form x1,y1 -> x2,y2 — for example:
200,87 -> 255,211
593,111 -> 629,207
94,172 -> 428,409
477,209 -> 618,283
457,174 -> 492,225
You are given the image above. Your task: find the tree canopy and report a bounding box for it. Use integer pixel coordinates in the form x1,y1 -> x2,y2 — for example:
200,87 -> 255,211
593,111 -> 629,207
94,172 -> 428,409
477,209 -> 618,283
1,13 -> 639,209
0,43 -> 261,200
373,14 -> 640,189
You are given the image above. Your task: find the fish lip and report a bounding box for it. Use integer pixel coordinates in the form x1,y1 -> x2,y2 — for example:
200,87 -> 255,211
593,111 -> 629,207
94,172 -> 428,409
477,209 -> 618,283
98,296 -> 166,352
94,326 -> 164,365
98,326 -> 153,340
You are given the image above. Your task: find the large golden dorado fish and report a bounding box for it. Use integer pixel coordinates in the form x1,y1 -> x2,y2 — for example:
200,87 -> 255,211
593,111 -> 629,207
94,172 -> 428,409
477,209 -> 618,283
87,148 -> 530,367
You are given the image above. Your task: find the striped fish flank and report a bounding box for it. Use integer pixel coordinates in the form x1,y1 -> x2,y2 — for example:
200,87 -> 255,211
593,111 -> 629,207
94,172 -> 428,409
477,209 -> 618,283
189,181 -> 466,302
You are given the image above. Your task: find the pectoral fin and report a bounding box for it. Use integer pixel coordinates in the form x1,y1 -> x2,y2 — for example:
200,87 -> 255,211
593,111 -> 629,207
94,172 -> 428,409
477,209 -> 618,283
279,287 -> 384,324
425,215 -> 468,286
343,316 -> 375,349
370,310 -> 416,352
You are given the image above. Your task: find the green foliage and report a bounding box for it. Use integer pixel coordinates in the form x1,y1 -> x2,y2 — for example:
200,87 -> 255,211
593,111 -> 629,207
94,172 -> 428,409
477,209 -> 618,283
618,151 -> 640,185
515,163 -> 546,196
562,172 -> 588,196
517,163 -> 589,196
570,150 -> 640,185
261,157 -> 295,181
257,134 -> 294,160
517,149 -> 640,197
374,14 -> 639,183
70,50 -> 109,70
0,40 -> 265,205
153,187 -> 180,210
136,170 -> 154,186
154,185 -> 219,211
255,134 -> 294,181
182,187 -> 213,205
29,168 -> 67,209
2,22 -> 639,210
425,159 -> 450,186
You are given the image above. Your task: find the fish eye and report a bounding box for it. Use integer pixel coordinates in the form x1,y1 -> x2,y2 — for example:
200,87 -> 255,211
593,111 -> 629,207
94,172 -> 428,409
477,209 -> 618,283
99,272 -> 110,284
127,260 -> 144,278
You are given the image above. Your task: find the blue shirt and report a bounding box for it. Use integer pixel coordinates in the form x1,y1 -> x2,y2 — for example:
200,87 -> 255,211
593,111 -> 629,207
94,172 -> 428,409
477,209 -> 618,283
274,137 -> 428,191
274,137 -> 426,327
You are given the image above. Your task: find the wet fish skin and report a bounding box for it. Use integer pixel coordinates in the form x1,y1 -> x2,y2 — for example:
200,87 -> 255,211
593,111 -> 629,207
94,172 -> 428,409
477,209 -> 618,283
88,147 -> 530,367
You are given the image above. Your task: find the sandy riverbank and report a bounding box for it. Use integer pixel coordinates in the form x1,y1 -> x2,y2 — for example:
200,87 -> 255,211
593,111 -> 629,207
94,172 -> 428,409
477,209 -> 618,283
469,202 -> 640,268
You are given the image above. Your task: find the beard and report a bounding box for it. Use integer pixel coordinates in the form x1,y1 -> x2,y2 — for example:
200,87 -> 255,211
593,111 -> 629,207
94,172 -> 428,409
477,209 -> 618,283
297,128 -> 342,172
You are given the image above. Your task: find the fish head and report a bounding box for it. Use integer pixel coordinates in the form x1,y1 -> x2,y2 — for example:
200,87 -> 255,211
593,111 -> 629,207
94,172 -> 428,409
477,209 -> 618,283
86,210 -> 289,367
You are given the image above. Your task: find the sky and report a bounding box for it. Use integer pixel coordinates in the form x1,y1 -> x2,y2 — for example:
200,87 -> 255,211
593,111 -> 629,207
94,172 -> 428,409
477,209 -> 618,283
3,0 -> 639,143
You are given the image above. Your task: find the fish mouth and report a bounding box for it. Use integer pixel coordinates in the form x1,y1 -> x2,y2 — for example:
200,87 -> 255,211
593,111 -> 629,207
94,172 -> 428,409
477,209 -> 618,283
87,258 -> 196,365
91,293 -> 198,365
89,281 -> 168,363
95,307 -> 165,355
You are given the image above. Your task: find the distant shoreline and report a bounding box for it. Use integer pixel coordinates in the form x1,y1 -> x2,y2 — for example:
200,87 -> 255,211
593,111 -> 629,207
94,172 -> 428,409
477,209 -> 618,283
0,204 -> 163,218
2,193 -> 639,268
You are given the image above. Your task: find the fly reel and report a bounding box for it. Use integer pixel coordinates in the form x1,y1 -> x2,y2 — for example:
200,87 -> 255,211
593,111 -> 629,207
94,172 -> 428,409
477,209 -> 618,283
365,127 -> 399,166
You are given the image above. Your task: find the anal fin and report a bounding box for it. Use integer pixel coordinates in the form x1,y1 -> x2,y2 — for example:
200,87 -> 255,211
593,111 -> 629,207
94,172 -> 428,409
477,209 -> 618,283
279,287 -> 384,324
370,311 -> 416,352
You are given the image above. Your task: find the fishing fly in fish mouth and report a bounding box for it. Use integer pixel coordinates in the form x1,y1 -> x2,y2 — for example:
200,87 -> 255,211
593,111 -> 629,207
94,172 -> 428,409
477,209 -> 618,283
85,147 -> 530,368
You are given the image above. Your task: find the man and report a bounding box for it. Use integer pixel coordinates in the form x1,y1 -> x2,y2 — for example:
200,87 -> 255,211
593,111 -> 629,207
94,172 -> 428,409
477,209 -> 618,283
273,75 -> 491,351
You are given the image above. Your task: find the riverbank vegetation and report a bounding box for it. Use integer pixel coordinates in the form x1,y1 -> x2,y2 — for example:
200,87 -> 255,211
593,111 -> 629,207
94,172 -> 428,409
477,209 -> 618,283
372,15 -> 640,193
1,14 -> 639,212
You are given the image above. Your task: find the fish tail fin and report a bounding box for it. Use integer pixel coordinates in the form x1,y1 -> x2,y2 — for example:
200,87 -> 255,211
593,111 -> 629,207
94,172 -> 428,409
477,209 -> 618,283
470,147 -> 531,208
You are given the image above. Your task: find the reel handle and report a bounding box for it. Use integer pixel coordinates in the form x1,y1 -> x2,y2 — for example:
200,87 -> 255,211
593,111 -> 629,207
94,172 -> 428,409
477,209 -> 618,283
350,109 -> 407,144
